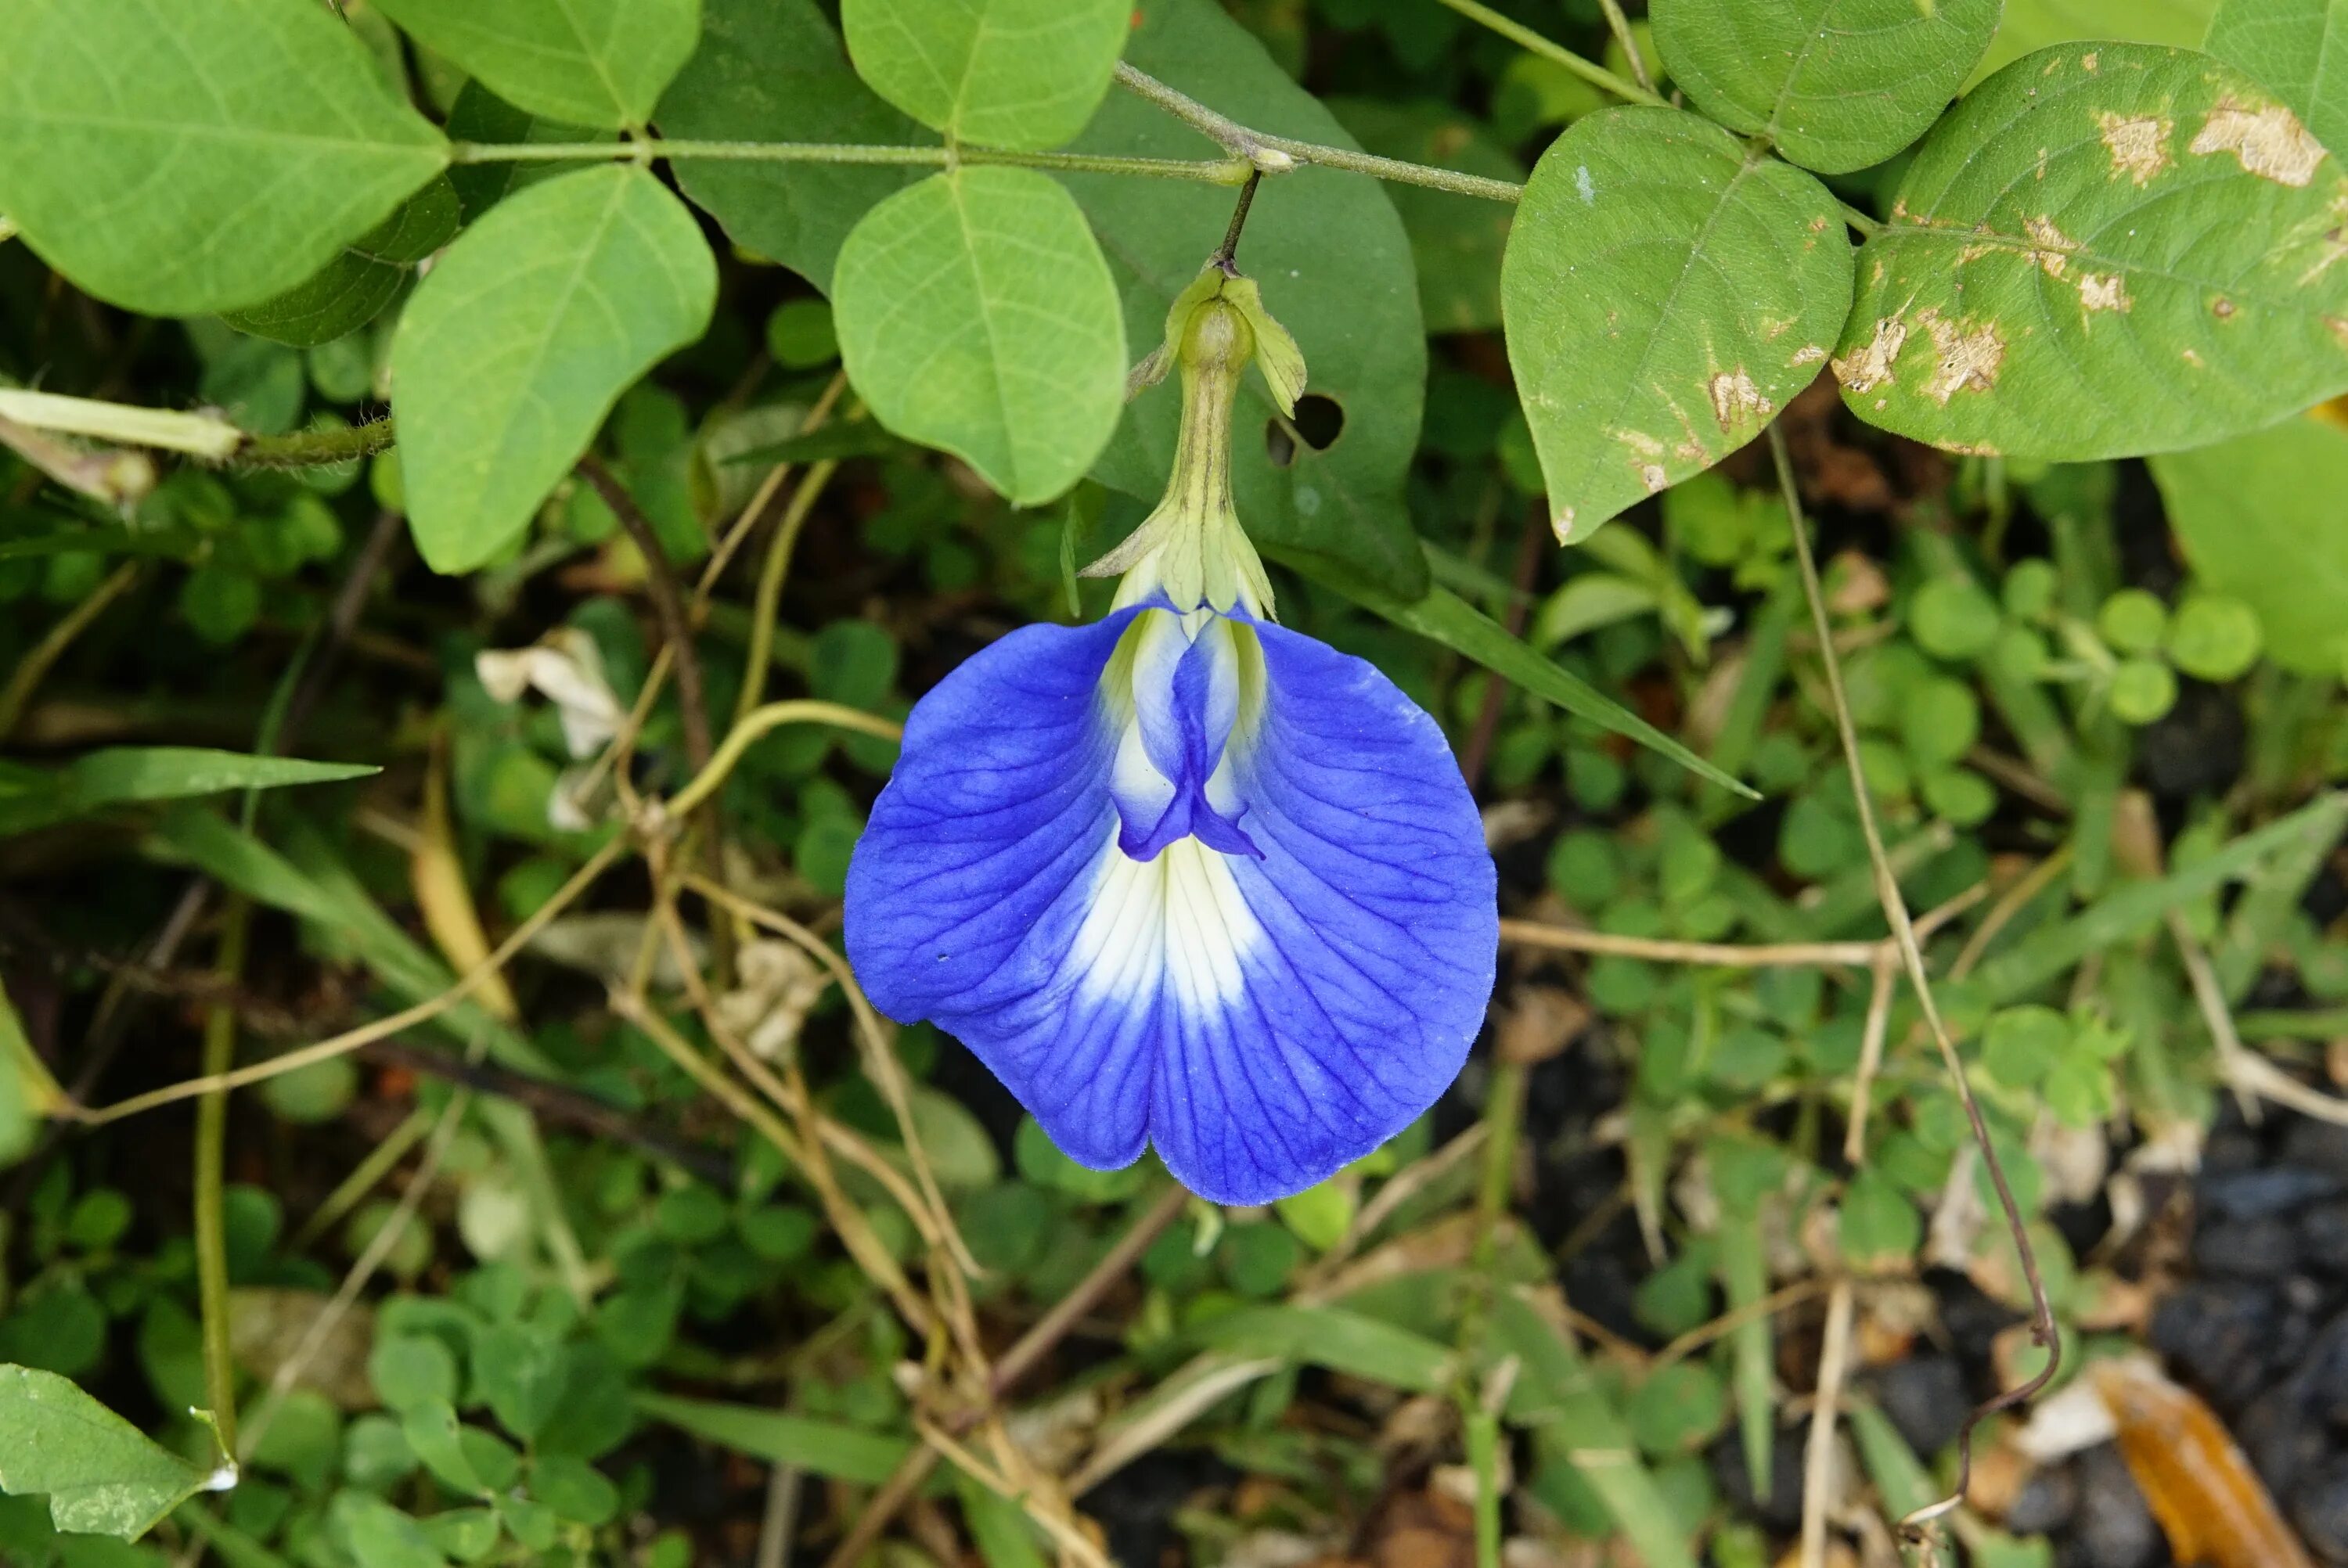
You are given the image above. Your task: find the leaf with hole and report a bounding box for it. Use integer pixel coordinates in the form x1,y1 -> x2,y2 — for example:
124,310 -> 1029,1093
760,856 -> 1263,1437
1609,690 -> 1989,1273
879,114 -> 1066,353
834,167 -> 1125,506
1064,0 -> 1430,597
0,1365 -> 217,1540
393,166 -> 717,574
841,0 -> 1129,151
223,176 -> 462,349
2206,0 -> 2348,156
1651,0 -> 2004,174
2150,415 -> 2348,674
1834,45 -> 2348,458
659,0 -> 929,293
1502,106 -> 1854,545
370,0 -> 700,130
0,0 -> 448,315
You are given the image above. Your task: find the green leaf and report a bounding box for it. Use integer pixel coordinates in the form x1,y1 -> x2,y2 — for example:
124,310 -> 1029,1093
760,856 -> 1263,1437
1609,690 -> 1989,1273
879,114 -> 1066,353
834,167 -> 1125,505
661,0 -> 927,293
841,0 -> 1129,151
1833,44 -> 2348,459
330,1492 -> 447,1568
2151,417 -> 2348,674
1325,98 -> 1526,333
0,747 -> 375,837
1191,1306 -> 1455,1392
0,0 -> 448,315
632,1394 -> 913,1484
955,1470 -> 1050,1568
1502,106 -> 1854,545
1651,0 -> 2004,174
2207,0 -> 2348,155
1489,1295 -> 1698,1568
372,0 -> 698,130
1064,0 -> 1431,597
1975,0 -> 2216,80
223,177 -> 462,350
0,1365 -> 216,1541
1287,559 -> 1754,797
393,165 -> 717,574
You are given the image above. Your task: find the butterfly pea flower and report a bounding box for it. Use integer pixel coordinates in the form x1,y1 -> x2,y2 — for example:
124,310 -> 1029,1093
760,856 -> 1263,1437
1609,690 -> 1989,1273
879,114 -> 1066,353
845,266 -> 1496,1205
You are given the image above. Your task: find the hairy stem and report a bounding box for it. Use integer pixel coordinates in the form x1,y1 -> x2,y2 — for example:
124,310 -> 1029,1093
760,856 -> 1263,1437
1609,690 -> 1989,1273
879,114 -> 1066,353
450,138 -> 1255,186
1111,63 -> 1525,202
231,415 -> 397,471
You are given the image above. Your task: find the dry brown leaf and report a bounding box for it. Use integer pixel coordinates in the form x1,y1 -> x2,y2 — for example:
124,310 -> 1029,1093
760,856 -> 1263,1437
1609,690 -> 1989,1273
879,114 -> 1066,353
1496,986 -> 1590,1066
228,1288 -> 377,1410
2092,1358 -> 2317,1568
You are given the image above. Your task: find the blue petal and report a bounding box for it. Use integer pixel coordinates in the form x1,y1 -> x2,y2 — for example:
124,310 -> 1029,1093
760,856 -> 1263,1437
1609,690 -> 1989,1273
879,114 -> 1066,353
1150,620 -> 1496,1203
844,613 -> 1496,1205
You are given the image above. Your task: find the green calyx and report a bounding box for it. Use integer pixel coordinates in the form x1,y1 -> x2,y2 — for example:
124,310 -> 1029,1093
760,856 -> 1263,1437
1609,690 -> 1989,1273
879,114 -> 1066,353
1083,264 -> 1305,617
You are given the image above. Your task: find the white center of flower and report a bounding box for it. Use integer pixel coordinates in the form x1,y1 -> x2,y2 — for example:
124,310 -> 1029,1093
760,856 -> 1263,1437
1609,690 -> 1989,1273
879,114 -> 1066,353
1065,830 -> 1264,1013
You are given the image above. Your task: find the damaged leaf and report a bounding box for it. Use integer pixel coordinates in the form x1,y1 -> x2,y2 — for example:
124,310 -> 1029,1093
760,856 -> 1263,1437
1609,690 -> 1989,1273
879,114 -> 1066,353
1835,44 -> 2348,458
1502,106 -> 1853,545
2206,0 -> 2348,157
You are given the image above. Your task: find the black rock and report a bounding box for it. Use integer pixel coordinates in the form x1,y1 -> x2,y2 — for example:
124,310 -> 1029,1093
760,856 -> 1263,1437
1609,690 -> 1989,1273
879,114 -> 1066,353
2285,1124 -> 2348,1185
2296,1457 -> 2348,1565
1931,1268 -> 2024,1372
2204,1127 -> 2267,1174
1871,1354 -> 1969,1459
2007,1463 -> 2080,1537
2059,1444 -> 2170,1568
2152,1280 -> 2294,1411
1086,1450 -> 1236,1568
1709,1422 -> 1807,1530
2194,1215 -> 2302,1279
2200,1167 -> 2343,1222
2301,1202 -> 2348,1276
2136,678 -> 2245,802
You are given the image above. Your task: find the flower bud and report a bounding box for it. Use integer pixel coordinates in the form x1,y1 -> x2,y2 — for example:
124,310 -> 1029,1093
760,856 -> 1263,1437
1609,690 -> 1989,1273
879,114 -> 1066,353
1082,264 -> 1306,618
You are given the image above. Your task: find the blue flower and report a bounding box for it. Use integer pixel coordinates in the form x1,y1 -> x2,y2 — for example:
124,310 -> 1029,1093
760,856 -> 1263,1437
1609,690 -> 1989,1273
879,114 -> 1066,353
844,268 -> 1496,1205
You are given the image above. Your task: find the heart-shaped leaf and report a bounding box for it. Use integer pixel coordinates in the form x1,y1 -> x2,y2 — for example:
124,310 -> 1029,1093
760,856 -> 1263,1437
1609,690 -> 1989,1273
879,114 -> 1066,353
393,166 -> 717,574
841,0 -> 1129,151
0,0 -> 448,315
0,1365 -> 216,1541
1651,0 -> 2004,174
1833,44 -> 2348,458
834,166 -> 1125,506
370,0 -> 700,130
1503,106 -> 1854,544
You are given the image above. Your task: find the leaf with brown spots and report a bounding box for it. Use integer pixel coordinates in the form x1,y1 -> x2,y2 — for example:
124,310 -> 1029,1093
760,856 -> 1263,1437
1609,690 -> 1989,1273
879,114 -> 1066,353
1501,106 -> 1853,545
1836,43 -> 2348,458
2207,0 -> 2348,157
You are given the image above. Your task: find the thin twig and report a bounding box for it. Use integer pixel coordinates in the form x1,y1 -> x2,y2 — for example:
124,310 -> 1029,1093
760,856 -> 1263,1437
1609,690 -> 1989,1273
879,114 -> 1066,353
1799,1282 -> 1857,1568
1501,921 -> 1889,968
70,833 -> 630,1124
1211,171 -> 1263,272
733,458 -> 844,726
357,1037 -> 733,1185
818,1186 -> 1192,1568
193,899 -> 250,1462
1111,63 -> 1527,201
1769,423 -> 2058,1541
1427,0 -> 1667,108
1592,0 -> 1656,92
0,559 -> 139,742
1844,955 -> 1900,1166
241,1072 -> 474,1462
700,373 -> 849,599
579,454 -> 732,980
